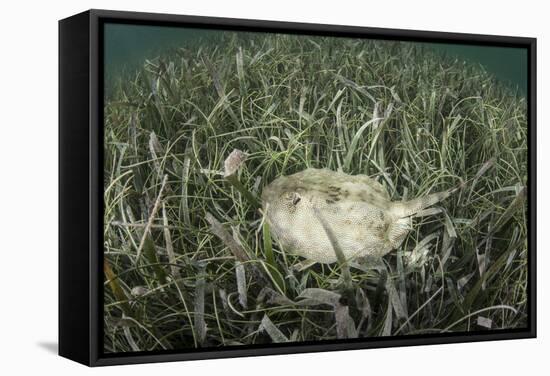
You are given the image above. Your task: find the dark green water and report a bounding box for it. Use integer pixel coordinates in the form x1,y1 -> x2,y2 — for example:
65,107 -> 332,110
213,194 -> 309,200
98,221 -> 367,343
426,43 -> 527,93
104,23 -> 221,77
104,23 -> 528,94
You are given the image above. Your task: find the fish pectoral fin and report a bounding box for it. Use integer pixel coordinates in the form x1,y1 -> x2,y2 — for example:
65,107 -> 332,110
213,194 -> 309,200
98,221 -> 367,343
385,217 -> 412,250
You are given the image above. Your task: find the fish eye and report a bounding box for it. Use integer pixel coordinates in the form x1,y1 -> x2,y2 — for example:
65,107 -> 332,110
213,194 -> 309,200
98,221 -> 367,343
283,192 -> 301,205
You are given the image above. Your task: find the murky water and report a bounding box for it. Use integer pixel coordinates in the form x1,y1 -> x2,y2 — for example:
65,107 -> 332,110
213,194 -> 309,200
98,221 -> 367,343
427,43 -> 527,93
104,22 -> 527,94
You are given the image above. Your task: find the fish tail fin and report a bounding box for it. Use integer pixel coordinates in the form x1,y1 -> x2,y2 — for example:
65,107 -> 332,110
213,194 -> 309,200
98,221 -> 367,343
391,186 -> 459,218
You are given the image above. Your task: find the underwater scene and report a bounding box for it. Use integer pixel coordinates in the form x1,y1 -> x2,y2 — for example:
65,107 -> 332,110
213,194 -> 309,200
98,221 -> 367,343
102,23 -> 529,353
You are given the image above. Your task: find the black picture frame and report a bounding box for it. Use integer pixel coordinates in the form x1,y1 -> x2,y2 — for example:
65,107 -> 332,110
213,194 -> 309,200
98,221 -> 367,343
59,8 -> 537,367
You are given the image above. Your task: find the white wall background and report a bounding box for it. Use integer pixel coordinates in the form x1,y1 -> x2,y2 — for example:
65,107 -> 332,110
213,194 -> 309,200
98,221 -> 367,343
0,0 -> 546,374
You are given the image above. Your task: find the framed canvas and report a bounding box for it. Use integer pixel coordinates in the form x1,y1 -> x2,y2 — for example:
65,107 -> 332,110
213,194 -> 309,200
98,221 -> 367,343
59,9 -> 536,366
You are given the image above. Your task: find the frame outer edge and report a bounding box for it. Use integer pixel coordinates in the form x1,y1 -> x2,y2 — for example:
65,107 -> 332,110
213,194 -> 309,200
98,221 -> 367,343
82,8 -> 536,366
529,37 -> 537,338
89,9 -> 100,366
59,10 -> 93,366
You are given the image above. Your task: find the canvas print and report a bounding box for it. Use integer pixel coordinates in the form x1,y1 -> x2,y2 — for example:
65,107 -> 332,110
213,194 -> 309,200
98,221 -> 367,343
102,23 -> 529,354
